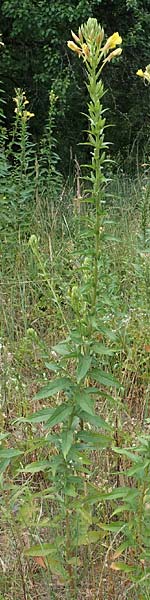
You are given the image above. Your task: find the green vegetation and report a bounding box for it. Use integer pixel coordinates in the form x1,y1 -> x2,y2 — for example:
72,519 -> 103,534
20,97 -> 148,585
1,14 -> 150,600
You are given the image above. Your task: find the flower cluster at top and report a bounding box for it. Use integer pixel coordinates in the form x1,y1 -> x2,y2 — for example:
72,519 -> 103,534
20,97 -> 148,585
136,65 -> 150,84
67,18 -> 122,66
13,90 -> 34,121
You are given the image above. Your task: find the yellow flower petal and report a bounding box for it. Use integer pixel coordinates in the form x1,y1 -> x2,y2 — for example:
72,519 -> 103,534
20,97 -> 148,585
82,43 -> 90,60
67,41 -> 82,55
71,30 -> 81,44
102,32 -> 122,52
136,67 -> 150,83
103,47 -> 122,65
136,69 -> 144,77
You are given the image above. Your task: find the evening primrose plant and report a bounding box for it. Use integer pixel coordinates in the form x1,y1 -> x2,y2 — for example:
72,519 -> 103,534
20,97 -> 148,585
20,18 -> 122,594
7,88 -> 35,229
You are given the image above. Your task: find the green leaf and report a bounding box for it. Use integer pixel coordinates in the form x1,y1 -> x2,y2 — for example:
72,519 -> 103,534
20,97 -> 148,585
77,355 -> 92,382
45,362 -> 60,372
112,447 -> 140,462
24,460 -> 50,473
27,407 -> 54,423
44,403 -> 73,428
0,448 -> 23,458
61,431 -> 73,459
0,459 -> 10,473
50,456 -> 65,477
76,391 -> 94,415
34,377 -> 72,400
78,508 -> 92,524
53,342 -> 75,356
112,504 -> 133,516
80,411 -> 111,430
99,521 -> 125,532
24,542 -> 60,557
64,484 -> 77,497
92,369 -> 121,388
77,431 -> 110,449
47,557 -> 68,580
0,433 -> 10,441
77,531 -> 102,546
111,561 -> 135,573
93,343 -> 118,355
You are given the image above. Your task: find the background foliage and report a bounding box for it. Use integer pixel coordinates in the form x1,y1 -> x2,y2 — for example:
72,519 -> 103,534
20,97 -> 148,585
1,0 -> 150,171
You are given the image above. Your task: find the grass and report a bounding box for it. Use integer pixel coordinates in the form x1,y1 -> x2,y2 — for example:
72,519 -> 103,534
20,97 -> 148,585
1,172 -> 150,599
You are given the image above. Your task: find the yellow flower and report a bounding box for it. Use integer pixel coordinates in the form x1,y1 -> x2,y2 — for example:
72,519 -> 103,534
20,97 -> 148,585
136,69 -> 144,77
102,32 -> 122,53
103,47 -> 122,65
23,110 -> 34,119
67,41 -> 82,56
14,107 -> 21,115
67,39 -> 90,61
82,43 -> 90,60
137,66 -> 150,83
71,30 -> 81,44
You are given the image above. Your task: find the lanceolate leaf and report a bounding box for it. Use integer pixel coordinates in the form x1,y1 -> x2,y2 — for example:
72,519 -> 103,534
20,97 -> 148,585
92,368 -> 121,388
0,448 -> 23,458
44,403 -> 73,428
34,377 -> 72,400
24,542 -> 61,557
61,431 -> 73,459
77,354 -> 92,383
92,343 -> 118,355
80,411 -> 111,430
53,342 -> 75,356
76,431 -> 111,449
99,521 -> 125,532
76,391 -> 94,415
24,460 -> 51,473
0,458 -> 10,473
27,407 -> 54,423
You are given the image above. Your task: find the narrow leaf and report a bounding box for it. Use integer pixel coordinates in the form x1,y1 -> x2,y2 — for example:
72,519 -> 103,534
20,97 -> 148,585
93,343 -> 118,355
80,411 -> 111,430
76,391 -> 94,415
77,431 -> 110,449
44,404 -> 73,428
34,377 -> 72,400
24,543 -> 59,557
77,355 -> 92,383
61,431 -> 73,459
0,448 -> 23,458
92,368 -> 121,388
24,460 -> 50,473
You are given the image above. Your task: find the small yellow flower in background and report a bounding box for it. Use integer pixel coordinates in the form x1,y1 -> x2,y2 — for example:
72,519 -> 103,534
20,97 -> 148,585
137,65 -> 150,83
102,32 -> 122,53
22,110 -> 35,121
136,69 -> 144,78
13,89 -> 34,119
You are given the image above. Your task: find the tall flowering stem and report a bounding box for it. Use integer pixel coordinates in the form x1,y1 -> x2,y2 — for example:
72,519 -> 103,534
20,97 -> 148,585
68,19 -> 122,313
